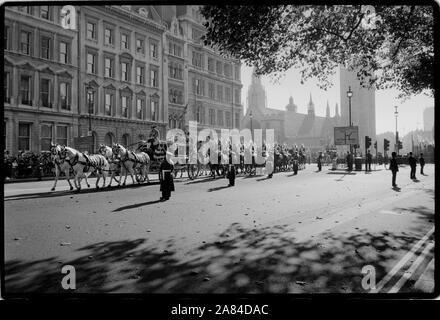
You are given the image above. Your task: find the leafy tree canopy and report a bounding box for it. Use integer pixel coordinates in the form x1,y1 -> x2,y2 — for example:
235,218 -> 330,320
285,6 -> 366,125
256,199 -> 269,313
201,5 -> 434,98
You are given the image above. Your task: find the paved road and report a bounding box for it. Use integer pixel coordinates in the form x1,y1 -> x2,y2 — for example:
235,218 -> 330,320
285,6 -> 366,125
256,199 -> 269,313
4,163 -> 434,294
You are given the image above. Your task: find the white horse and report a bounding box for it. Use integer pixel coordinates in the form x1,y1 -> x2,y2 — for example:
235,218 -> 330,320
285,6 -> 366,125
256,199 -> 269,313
98,144 -> 121,187
112,143 -> 150,186
49,143 -> 90,191
61,146 -> 109,190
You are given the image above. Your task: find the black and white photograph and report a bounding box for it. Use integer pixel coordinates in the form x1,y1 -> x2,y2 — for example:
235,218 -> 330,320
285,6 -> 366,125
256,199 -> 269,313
1,1 -> 437,305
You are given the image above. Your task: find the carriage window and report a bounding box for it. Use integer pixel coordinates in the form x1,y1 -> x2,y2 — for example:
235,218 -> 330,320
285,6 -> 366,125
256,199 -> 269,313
41,124 -> 53,151
56,126 -> 68,146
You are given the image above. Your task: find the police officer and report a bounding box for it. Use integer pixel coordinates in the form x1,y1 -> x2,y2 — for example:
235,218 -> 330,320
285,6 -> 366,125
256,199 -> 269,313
366,150 -> 372,172
390,152 -> 399,187
408,152 -> 417,180
317,152 -> 322,171
159,146 -> 175,201
419,153 -> 425,175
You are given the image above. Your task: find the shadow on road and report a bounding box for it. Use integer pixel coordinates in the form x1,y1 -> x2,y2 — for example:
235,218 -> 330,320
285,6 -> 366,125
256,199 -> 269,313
4,181 -> 159,202
4,205 -> 433,294
112,200 -> 162,212
207,185 -> 231,192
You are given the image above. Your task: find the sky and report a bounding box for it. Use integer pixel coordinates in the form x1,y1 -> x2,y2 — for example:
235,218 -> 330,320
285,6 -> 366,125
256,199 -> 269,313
240,65 -> 434,136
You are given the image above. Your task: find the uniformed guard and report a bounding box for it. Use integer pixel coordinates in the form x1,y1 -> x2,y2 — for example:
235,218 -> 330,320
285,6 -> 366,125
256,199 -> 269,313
159,146 -> 175,201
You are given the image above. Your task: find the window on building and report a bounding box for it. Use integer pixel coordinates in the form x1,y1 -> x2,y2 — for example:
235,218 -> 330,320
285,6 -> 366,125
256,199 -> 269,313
121,96 -> 129,118
151,99 -> 159,121
60,82 -> 70,110
225,87 -> 231,102
235,112 -> 240,128
235,89 -> 240,104
40,6 -> 50,20
121,34 -> 129,49
225,111 -> 231,128
20,31 -> 31,55
150,69 -> 158,87
56,126 -> 68,146
208,57 -> 215,72
136,66 -> 144,84
59,41 -> 69,64
86,89 -> 95,114
105,93 -> 113,116
217,85 -> 223,102
19,6 -> 32,14
217,110 -> 224,126
104,28 -> 113,45
20,75 -> 32,105
192,28 -> 202,43
105,58 -> 113,78
195,79 -> 202,95
41,36 -> 51,59
192,51 -> 203,68
87,53 -> 96,74
121,62 -> 129,82
208,83 -> 215,99
136,98 -> 143,119
18,123 -> 31,151
136,39 -> 144,54
41,124 -> 53,151
39,78 -> 50,107
209,109 -> 215,126
87,22 -> 96,39
4,26 -> 9,50
216,61 -> 222,75
150,41 -> 158,58
235,65 -> 240,80
4,72 -> 10,103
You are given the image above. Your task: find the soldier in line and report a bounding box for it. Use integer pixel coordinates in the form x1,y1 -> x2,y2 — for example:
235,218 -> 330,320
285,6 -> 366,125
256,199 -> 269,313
390,152 -> 399,187
408,152 -> 417,180
419,153 -> 425,175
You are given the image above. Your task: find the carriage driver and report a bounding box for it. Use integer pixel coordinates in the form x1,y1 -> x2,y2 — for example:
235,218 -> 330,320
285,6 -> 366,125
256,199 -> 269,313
148,125 -> 160,148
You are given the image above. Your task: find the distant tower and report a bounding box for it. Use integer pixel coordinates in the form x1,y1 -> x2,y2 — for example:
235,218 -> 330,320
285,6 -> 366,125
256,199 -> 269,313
285,96 -> 297,113
326,100 -> 330,118
339,65 -> 376,149
423,106 -> 434,132
334,103 -> 340,118
247,67 -> 267,114
307,93 -> 315,116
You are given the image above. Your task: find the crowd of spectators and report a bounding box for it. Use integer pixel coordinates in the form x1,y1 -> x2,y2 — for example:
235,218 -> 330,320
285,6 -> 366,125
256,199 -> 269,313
4,150 -> 54,181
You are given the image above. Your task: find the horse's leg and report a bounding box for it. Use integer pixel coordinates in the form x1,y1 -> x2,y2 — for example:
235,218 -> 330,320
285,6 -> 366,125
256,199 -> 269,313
145,163 -> 150,183
122,165 -> 128,186
129,166 -> 136,184
95,170 -> 100,189
65,168 -> 74,190
51,166 -> 59,191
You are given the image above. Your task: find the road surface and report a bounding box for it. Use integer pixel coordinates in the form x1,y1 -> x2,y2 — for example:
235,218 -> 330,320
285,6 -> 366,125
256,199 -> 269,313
4,163 -> 435,294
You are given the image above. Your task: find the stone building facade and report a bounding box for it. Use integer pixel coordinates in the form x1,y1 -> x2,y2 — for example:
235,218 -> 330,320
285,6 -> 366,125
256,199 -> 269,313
4,4 -> 243,154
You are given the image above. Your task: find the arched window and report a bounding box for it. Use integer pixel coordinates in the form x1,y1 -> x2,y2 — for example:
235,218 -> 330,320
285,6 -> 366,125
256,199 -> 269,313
121,133 -> 130,147
104,132 -> 114,146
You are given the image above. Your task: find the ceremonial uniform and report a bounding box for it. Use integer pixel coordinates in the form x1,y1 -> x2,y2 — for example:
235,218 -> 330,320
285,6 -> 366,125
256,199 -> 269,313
159,157 -> 175,201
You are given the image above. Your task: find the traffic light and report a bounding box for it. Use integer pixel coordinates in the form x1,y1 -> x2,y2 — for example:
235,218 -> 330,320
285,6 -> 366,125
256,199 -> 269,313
384,139 -> 390,151
374,141 -> 377,149
398,140 -> 403,150
365,136 -> 372,149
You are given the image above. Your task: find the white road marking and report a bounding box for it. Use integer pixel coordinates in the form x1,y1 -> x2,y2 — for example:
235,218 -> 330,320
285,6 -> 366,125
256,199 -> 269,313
371,226 -> 434,293
388,242 -> 435,293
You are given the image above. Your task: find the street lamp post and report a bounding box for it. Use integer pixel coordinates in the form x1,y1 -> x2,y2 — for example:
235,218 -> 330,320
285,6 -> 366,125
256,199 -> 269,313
347,86 -> 353,155
394,106 -> 399,155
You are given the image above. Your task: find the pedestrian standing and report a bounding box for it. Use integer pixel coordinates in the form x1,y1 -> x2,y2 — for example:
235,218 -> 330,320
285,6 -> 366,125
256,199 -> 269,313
366,150 -> 372,172
227,164 -> 236,186
317,152 -> 322,171
408,152 -> 417,180
419,153 -> 425,175
390,152 -> 399,187
346,151 -> 353,171
159,150 -> 175,201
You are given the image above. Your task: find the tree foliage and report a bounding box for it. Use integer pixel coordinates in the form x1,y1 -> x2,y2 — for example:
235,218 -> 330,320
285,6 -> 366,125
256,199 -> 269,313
201,5 -> 435,98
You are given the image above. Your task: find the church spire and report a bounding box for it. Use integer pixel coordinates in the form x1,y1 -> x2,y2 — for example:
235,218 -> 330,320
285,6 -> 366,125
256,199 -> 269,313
326,100 -> 330,118
334,103 -> 340,118
251,66 -> 262,85
307,93 -> 315,115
